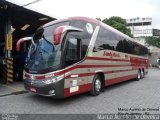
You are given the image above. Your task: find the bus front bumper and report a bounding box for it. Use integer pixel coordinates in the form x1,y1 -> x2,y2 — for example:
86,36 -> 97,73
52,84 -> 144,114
23,79 -> 64,99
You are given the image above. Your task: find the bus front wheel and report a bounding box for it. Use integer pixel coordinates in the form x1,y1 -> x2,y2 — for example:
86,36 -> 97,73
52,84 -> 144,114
90,74 -> 102,96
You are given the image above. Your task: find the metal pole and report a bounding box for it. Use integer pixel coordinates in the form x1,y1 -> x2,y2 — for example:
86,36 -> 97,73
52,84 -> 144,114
5,11 -> 12,58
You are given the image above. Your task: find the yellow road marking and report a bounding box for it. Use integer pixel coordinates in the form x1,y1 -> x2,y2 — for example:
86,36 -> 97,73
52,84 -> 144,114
0,84 -> 23,92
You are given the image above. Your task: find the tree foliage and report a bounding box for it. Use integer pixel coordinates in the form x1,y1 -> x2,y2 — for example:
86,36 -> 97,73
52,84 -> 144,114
146,37 -> 160,48
102,16 -> 133,37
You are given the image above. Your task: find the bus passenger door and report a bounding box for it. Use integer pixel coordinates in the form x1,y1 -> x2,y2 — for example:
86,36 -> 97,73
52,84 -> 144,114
64,32 -> 84,95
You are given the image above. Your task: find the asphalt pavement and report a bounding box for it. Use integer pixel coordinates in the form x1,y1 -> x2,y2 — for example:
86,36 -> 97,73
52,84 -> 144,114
0,68 -> 160,114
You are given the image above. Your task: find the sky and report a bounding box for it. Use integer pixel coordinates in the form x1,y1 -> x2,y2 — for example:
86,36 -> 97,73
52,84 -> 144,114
13,0 -> 160,29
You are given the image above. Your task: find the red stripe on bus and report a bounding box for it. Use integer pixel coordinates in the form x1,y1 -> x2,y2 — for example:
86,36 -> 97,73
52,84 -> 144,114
79,64 -> 131,68
105,74 -> 137,86
65,69 -> 134,79
55,64 -> 132,76
104,69 -> 134,74
86,57 -> 130,62
64,84 -> 91,97
65,73 -> 95,79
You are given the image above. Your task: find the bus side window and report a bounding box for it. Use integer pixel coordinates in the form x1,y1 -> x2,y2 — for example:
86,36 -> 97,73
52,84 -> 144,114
93,27 -> 119,52
65,37 -> 81,67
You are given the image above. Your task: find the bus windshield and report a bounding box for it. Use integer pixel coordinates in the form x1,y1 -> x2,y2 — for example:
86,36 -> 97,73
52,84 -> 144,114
25,21 -> 70,71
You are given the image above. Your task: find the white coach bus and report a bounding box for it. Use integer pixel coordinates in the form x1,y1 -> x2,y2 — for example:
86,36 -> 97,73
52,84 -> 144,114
16,17 -> 148,98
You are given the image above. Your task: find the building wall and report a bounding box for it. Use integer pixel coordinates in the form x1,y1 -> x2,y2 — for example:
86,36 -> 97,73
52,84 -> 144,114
148,46 -> 160,67
134,37 -> 146,45
126,17 -> 153,37
126,17 -> 160,67
128,26 -> 153,37
149,52 -> 160,67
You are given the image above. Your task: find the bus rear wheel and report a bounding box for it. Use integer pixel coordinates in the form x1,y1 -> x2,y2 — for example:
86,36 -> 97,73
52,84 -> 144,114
140,69 -> 144,79
90,74 -> 102,96
136,70 -> 141,81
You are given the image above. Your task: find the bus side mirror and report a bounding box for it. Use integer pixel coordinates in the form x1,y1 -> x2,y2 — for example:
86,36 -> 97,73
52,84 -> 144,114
53,26 -> 63,45
16,37 -> 32,52
53,26 -> 83,45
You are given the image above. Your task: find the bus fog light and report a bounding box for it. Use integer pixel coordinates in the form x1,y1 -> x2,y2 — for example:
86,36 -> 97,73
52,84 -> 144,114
49,90 -> 55,95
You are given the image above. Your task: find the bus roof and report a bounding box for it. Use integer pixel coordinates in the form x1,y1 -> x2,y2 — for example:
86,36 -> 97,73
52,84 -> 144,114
42,16 -> 147,49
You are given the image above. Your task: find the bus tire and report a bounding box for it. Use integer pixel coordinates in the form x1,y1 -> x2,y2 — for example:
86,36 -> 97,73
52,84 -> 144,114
90,74 -> 102,96
140,69 -> 144,79
136,69 -> 141,81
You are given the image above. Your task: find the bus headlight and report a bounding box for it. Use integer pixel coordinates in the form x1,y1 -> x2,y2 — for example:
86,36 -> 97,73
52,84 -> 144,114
43,78 -> 57,84
43,75 -> 64,84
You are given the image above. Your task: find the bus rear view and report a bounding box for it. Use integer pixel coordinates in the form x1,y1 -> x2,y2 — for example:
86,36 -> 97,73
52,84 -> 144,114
17,17 -> 148,99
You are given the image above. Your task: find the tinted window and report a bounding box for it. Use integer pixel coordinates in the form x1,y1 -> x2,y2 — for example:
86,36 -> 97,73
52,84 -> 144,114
93,27 -> 148,57
71,20 -> 96,58
123,40 -> 148,56
123,40 -> 135,54
133,43 -> 148,56
66,38 -> 79,61
65,31 -> 82,67
93,27 -> 123,52
34,21 -> 70,44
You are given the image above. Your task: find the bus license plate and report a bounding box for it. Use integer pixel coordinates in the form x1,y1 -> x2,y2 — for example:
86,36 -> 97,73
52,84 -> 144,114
30,87 -> 36,92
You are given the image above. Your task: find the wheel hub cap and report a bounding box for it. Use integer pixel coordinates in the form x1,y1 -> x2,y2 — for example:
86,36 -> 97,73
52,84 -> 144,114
95,79 -> 101,92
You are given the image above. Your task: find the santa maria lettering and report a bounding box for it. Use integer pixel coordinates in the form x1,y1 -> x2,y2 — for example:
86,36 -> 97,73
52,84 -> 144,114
103,51 -> 120,57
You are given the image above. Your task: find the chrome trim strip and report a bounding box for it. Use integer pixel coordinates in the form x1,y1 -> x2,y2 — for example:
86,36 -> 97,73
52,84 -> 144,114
29,91 -> 56,97
87,26 -> 100,56
71,75 -> 79,78
95,70 -> 103,73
